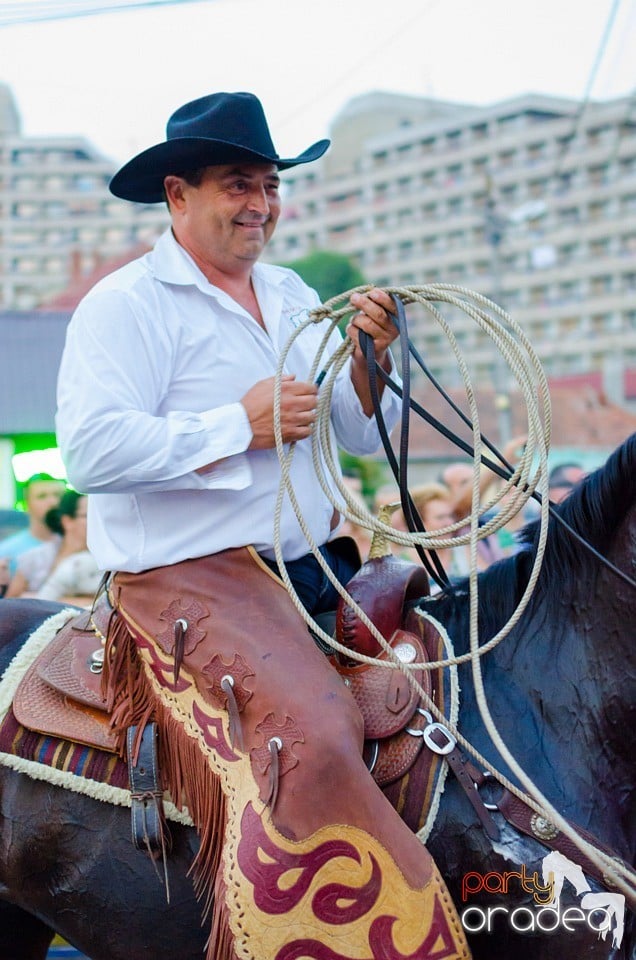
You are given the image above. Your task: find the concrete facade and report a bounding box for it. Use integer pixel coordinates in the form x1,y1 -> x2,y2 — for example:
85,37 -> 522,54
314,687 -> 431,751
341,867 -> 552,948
266,90 -> 636,403
0,83 -> 167,309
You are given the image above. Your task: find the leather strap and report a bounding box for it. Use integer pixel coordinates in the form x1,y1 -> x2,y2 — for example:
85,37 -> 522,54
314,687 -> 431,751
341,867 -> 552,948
127,722 -> 165,857
427,732 -> 632,899
422,724 -> 500,841
361,311 -> 448,588
495,787 -> 633,901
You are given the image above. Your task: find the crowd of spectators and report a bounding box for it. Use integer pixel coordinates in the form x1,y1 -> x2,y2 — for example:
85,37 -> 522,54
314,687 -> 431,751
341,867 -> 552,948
340,442 -> 588,591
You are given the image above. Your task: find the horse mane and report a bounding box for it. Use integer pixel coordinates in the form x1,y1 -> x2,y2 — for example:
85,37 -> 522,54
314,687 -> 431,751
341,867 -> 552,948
524,431 -> 636,588
424,432 -> 636,636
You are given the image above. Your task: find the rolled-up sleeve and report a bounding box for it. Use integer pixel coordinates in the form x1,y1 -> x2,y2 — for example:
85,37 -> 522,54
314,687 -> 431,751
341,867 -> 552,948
56,291 -> 254,495
329,351 -> 402,455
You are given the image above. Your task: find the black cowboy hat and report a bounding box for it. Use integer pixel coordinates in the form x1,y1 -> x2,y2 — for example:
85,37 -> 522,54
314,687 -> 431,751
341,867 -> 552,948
109,91 -> 330,204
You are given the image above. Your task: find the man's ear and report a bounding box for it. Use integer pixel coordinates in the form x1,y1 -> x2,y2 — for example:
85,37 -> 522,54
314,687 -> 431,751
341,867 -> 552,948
163,175 -> 186,212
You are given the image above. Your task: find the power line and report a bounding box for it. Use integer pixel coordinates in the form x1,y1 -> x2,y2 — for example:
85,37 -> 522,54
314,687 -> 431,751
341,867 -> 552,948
0,0 -> 215,27
276,0 -> 445,133
487,0 -> 629,219
551,0 -> 624,183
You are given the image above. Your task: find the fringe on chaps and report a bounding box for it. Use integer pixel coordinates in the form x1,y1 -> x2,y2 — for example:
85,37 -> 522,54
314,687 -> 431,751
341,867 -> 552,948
103,548 -> 471,960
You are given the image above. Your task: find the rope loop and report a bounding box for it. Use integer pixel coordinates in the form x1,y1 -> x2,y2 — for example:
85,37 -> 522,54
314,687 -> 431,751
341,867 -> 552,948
272,283 -> 636,903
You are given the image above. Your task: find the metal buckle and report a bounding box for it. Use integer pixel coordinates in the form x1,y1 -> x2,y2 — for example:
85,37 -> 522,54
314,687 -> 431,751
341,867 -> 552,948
89,647 -> 105,674
424,723 -> 457,756
422,722 -> 456,755
405,706 -> 433,737
475,770 -> 501,811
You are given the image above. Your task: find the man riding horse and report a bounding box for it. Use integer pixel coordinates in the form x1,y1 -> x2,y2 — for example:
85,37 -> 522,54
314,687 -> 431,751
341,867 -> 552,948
55,92 -> 470,960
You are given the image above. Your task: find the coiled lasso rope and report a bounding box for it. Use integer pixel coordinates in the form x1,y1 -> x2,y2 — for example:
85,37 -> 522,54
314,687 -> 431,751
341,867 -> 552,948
272,283 -> 636,905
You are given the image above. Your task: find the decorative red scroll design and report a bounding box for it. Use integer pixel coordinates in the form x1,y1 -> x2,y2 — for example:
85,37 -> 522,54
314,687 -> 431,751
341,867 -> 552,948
236,803 -> 460,960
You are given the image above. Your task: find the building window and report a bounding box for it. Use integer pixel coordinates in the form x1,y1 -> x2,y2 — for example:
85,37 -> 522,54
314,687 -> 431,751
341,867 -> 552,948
472,124 -> 488,141
12,202 -> 38,219
45,257 -> 65,274
590,275 -> 613,295
528,178 -> 548,198
586,126 -> 609,147
559,242 -> 580,262
498,150 -> 516,168
560,207 -> 580,224
560,316 -> 579,338
374,183 -> 389,204
589,238 -> 610,257
445,164 -> 463,185
621,233 -> 636,254
588,164 -> 609,186
588,199 -> 608,220
591,314 -> 610,333
500,184 -> 519,203
558,280 -> 581,301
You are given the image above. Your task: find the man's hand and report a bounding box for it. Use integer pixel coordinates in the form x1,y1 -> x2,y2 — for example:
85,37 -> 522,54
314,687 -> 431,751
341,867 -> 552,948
346,288 -> 399,367
346,288 -> 399,416
241,374 -> 318,449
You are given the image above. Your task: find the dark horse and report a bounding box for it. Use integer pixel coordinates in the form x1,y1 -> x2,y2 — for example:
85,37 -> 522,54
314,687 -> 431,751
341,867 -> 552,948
1,434 -> 635,959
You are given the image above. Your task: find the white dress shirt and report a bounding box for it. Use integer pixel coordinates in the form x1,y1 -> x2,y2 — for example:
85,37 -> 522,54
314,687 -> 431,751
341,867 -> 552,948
56,229 -> 400,572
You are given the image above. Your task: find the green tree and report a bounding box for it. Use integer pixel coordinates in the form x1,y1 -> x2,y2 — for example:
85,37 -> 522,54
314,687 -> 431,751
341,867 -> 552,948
282,250 -> 366,303
339,451 -> 387,504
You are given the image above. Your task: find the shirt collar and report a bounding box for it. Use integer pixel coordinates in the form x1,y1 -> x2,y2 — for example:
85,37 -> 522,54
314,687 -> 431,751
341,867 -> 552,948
150,228 -> 289,296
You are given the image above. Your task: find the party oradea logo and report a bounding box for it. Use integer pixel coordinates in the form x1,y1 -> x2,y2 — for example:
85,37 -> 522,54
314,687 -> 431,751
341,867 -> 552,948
460,850 -> 625,948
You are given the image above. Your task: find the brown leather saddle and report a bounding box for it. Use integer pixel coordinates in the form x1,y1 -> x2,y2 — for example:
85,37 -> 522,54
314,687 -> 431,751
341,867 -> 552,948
13,599 -> 116,753
11,557 -> 443,793
10,568 -> 629,896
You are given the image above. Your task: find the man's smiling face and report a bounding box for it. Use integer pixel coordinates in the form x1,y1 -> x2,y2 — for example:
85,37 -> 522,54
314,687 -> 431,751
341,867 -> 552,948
167,162 -> 281,275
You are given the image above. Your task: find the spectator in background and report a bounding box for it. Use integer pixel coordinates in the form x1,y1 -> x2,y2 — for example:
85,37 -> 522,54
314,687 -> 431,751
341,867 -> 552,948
393,482 -> 461,589
548,462 -> 587,503
441,435 -> 530,561
5,491 -> 99,600
439,460 -> 503,570
0,473 -> 65,577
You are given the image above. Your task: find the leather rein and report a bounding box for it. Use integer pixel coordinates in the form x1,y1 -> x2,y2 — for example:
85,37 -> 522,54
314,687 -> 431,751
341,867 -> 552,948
358,292 -> 636,593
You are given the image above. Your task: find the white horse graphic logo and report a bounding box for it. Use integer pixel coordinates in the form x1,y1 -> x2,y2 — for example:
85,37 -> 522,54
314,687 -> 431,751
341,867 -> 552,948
541,850 -> 625,948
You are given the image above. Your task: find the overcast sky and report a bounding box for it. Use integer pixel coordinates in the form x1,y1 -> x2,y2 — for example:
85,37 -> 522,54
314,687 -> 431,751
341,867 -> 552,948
0,0 -> 634,168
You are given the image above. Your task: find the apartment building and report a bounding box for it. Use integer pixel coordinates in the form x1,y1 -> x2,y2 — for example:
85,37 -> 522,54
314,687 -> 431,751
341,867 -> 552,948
0,83 -> 167,309
267,90 -> 636,402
